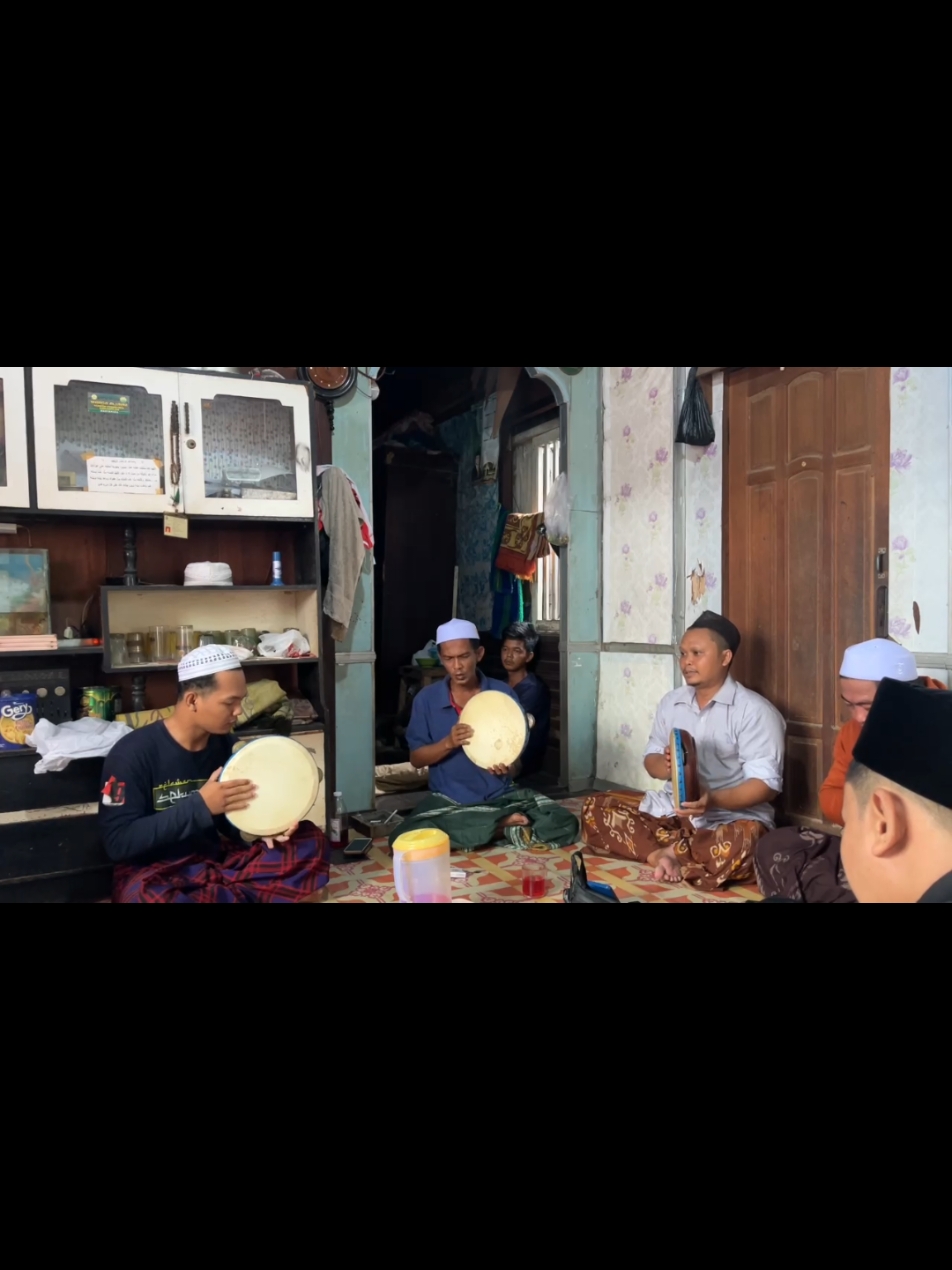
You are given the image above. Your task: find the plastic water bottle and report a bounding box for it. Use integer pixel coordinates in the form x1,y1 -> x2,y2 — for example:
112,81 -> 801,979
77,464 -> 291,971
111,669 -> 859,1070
330,791 -> 347,846
271,552 -> 284,586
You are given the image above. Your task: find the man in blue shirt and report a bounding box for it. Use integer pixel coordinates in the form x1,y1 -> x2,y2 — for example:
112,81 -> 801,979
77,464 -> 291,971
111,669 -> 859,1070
500,622 -> 551,779
391,619 -> 579,852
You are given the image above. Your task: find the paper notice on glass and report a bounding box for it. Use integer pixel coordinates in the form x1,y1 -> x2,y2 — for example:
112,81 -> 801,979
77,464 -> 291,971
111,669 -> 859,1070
86,456 -> 163,497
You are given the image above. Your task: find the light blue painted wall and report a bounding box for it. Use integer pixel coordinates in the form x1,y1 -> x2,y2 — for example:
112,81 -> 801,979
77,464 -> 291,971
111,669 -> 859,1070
528,366 -> 602,791
330,369 -> 376,813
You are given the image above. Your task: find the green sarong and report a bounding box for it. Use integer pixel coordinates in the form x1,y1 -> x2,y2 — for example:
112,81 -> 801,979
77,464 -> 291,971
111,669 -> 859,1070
388,789 -> 580,852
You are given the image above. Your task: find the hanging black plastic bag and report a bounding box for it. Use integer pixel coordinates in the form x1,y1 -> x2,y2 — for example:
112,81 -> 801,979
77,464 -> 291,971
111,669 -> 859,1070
676,367 -> 716,448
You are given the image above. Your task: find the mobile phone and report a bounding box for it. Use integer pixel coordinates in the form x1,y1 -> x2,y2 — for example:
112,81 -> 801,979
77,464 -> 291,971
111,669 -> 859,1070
587,881 -> 618,901
343,837 -> 373,860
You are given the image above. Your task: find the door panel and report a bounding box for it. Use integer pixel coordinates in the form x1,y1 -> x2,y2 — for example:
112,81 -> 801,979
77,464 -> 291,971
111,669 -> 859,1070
32,367 -> 179,515
0,367 -> 30,508
787,471 -> 822,724
180,373 -> 314,520
727,366 -> 890,827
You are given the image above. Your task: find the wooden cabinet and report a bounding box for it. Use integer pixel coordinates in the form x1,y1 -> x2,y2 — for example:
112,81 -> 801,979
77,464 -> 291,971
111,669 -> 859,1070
31,368 -> 314,520
33,366 -> 181,515
179,373 -> 314,519
0,366 -> 30,509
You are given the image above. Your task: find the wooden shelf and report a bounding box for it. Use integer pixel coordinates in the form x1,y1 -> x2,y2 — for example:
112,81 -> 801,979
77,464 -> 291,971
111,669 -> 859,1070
101,585 -> 318,593
0,647 -> 104,659
237,720 -> 324,740
106,656 -> 319,676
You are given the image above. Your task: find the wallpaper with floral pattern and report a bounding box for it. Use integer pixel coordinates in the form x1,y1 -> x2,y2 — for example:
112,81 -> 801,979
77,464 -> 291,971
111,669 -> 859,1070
596,652 -> 677,791
683,371 -> 724,621
602,367 -> 675,646
888,366 -> 950,655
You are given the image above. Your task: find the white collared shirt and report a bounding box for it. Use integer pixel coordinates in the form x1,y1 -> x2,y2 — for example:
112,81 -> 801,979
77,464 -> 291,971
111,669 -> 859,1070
641,677 -> 786,829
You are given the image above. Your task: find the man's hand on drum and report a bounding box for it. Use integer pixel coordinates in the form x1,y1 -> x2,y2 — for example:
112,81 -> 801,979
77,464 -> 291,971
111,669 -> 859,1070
201,768 -> 257,817
266,821 -> 300,849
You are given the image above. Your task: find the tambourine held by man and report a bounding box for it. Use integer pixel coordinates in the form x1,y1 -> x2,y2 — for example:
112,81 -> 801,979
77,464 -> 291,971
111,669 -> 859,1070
670,728 -> 700,810
221,736 -> 322,839
459,692 -> 530,770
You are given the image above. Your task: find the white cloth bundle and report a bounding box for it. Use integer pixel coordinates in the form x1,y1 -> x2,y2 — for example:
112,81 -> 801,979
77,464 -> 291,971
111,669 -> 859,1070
26,718 -> 132,775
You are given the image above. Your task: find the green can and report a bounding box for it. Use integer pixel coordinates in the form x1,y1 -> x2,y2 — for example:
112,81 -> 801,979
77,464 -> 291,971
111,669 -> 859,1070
80,687 -> 120,722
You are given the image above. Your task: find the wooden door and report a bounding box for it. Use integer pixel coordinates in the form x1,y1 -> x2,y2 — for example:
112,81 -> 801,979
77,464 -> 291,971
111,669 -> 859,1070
376,452 -> 458,714
726,367 -> 890,827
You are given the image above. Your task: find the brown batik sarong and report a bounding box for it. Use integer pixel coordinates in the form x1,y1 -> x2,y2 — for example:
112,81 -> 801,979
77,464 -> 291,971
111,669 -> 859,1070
581,791 -> 766,892
753,827 -> 856,904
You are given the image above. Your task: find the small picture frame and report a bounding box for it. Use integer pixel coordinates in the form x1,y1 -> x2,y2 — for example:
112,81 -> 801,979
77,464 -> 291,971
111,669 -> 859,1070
0,549 -> 52,637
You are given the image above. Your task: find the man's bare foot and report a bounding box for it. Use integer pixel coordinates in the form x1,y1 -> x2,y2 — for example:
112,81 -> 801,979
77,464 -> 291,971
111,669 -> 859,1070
499,814 -> 530,828
648,846 -> 682,884
496,813 -> 530,840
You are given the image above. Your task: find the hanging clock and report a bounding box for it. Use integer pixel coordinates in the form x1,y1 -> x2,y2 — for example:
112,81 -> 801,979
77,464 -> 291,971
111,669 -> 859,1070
299,367 -> 358,400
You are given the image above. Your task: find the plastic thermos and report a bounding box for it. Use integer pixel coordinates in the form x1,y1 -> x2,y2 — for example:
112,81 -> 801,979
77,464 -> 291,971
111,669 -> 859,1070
392,830 -> 452,904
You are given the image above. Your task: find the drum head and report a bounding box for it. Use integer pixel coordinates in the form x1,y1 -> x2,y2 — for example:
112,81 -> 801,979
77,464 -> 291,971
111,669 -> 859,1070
460,691 -> 529,770
222,736 -> 321,838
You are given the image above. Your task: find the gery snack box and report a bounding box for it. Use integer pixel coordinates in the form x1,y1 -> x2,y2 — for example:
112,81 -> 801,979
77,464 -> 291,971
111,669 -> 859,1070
0,692 -> 38,751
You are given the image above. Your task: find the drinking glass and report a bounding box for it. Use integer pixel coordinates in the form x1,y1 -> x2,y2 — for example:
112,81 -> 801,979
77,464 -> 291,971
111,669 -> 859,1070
520,856 -> 548,900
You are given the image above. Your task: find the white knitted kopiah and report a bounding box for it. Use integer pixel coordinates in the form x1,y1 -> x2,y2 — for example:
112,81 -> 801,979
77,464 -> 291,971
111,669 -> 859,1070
178,645 -> 243,683
436,619 -> 480,645
840,638 -> 919,683
184,562 -> 234,587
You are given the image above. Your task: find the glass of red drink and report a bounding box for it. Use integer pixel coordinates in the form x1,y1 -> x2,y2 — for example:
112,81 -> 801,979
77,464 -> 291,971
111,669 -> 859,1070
521,857 -> 548,900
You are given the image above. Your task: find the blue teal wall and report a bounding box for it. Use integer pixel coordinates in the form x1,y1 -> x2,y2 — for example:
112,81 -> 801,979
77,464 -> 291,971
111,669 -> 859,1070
330,370 -> 376,813
440,406 -> 500,631
527,367 -> 601,792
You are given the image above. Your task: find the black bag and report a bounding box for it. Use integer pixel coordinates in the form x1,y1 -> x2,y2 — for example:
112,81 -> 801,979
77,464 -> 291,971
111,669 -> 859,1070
676,366 -> 716,448
563,851 -> 622,904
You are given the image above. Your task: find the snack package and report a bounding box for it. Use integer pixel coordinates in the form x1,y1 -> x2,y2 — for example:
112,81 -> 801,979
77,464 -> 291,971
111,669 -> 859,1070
0,692 -> 39,751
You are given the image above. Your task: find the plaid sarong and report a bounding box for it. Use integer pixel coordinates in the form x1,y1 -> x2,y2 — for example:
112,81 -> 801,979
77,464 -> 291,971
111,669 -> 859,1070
113,821 -> 330,904
389,790 -> 579,852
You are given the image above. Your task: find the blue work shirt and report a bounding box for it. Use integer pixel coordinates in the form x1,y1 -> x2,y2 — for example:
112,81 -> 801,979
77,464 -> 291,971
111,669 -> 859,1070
509,673 -> 551,776
406,672 -> 523,805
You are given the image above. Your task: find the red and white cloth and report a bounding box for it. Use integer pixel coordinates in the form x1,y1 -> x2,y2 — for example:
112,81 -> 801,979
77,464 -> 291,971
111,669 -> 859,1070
316,465 -> 374,551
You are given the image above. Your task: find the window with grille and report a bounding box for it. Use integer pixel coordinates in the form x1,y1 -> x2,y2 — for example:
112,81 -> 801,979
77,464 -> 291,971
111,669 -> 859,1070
512,424 -> 561,626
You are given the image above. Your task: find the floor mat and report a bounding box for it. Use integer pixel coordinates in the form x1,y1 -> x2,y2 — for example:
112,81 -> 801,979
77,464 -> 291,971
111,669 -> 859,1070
325,797 -> 762,905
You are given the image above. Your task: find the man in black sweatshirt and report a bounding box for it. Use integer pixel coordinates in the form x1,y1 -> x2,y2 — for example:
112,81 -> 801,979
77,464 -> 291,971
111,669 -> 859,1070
100,645 -> 329,903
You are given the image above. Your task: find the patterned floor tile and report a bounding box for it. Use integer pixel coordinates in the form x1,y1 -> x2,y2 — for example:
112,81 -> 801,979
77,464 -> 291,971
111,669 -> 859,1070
324,800 -> 761,905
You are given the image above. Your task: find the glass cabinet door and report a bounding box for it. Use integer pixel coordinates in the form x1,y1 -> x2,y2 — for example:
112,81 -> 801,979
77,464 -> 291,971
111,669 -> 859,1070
179,373 -> 314,519
32,367 -> 181,514
0,366 -> 30,509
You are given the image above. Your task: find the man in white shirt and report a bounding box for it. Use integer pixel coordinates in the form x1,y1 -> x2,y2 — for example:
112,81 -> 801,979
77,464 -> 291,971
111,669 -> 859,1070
582,612 -> 786,891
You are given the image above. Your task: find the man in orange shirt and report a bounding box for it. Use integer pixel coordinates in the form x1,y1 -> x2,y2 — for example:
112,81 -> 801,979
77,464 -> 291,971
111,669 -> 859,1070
754,639 -> 945,903
841,679 -> 952,903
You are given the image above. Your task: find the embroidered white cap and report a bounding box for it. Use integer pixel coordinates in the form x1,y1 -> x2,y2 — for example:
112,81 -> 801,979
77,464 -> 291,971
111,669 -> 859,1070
178,645 -> 244,683
840,638 -> 919,683
436,619 -> 480,645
